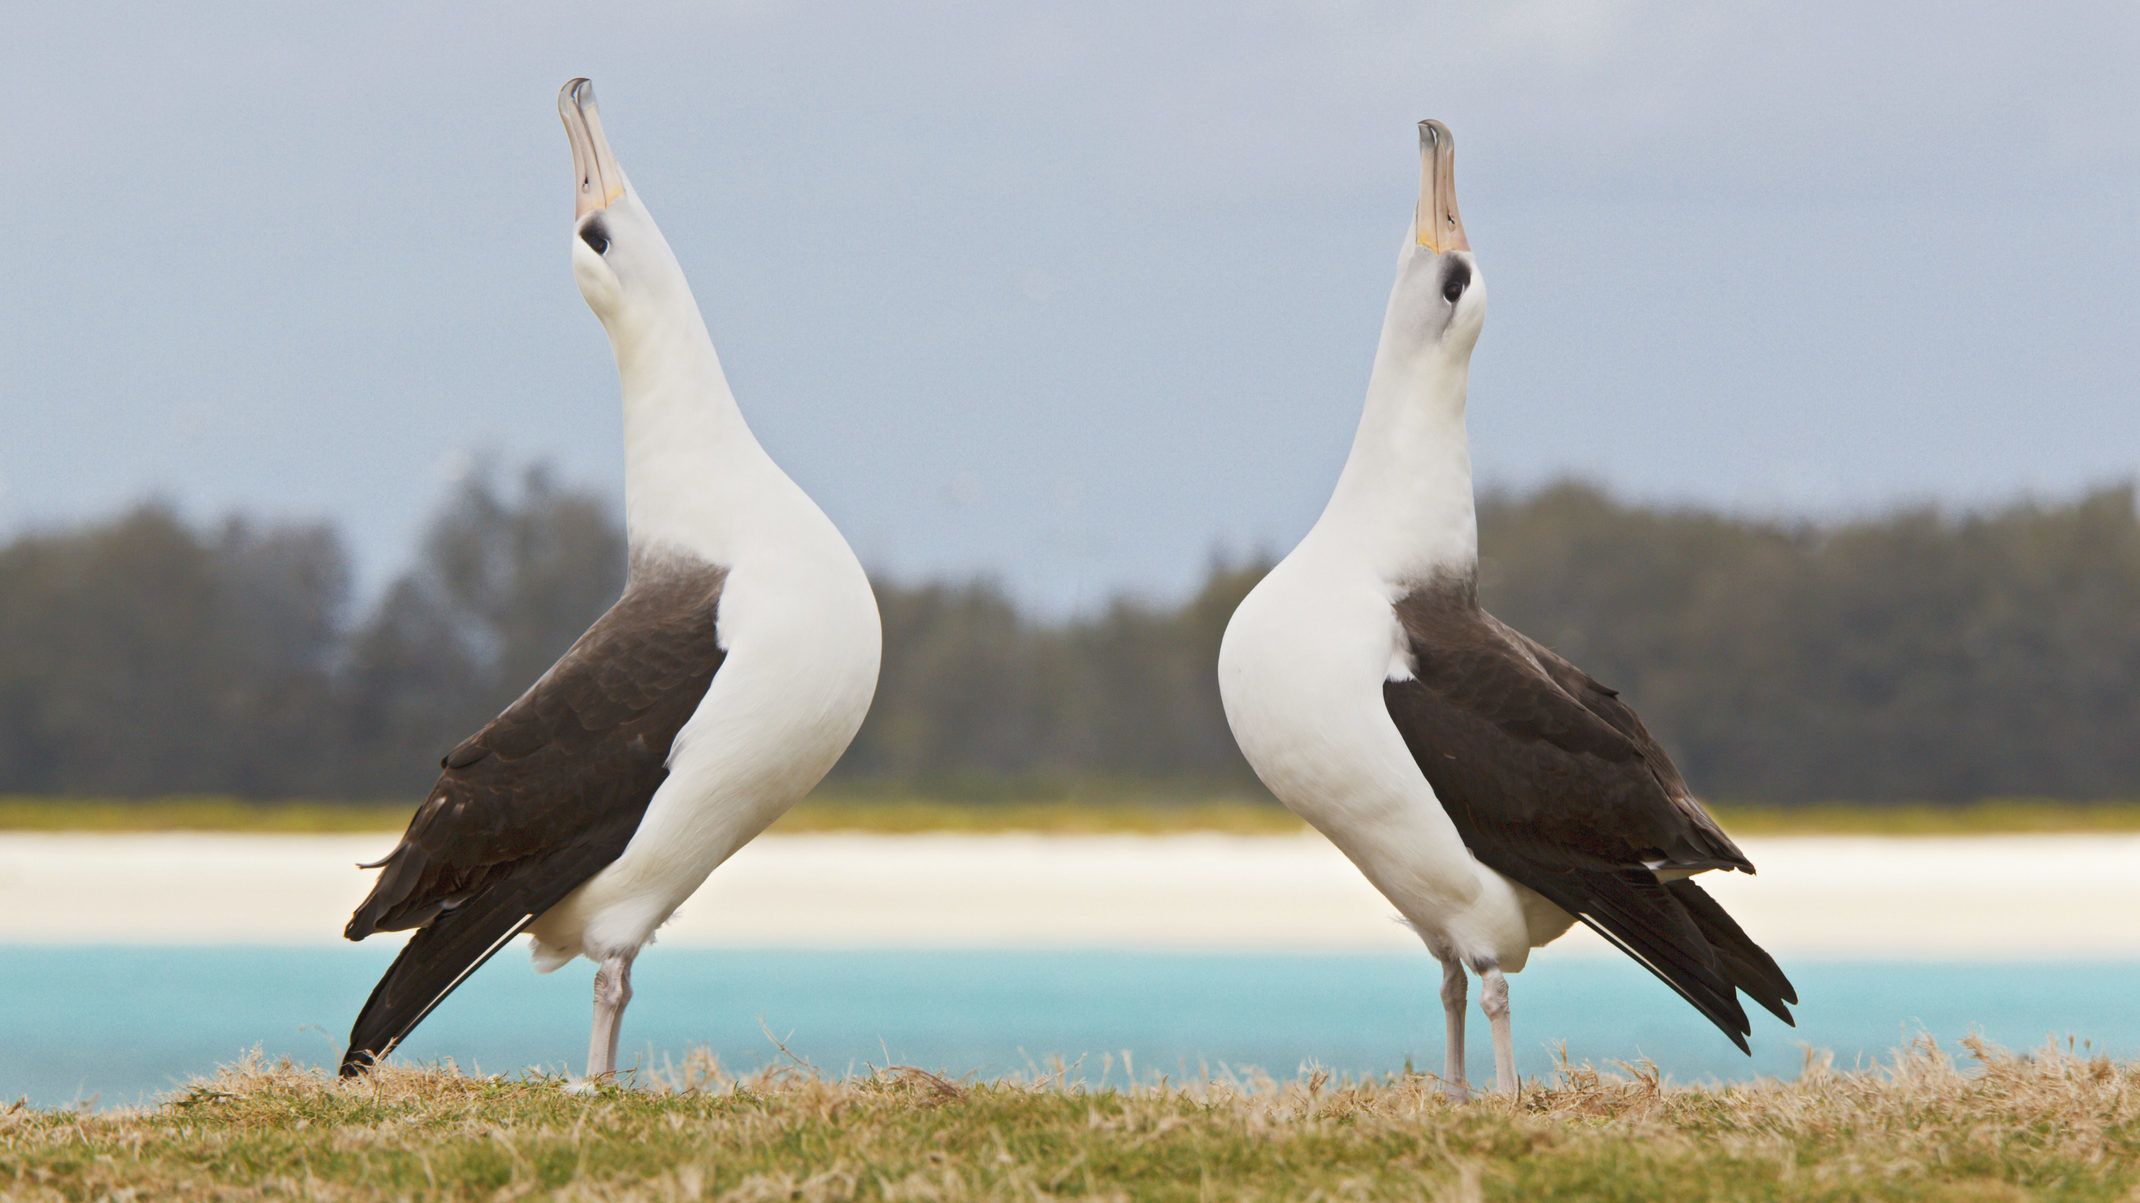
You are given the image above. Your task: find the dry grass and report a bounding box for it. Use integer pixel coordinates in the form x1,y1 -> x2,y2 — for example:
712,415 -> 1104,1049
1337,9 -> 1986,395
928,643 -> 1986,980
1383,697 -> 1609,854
4,1038 -> 2135,1200
5,793 -> 2140,838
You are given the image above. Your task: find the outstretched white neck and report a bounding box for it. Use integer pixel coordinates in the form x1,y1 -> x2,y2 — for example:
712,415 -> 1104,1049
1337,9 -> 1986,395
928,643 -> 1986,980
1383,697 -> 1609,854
1310,301 -> 1479,589
606,294 -> 786,570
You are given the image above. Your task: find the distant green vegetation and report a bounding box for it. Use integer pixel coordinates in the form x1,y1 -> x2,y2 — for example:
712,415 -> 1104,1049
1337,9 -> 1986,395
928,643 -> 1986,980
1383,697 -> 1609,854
5,793 -> 2138,837
6,1040 -> 2134,1201
3,470 -> 2137,809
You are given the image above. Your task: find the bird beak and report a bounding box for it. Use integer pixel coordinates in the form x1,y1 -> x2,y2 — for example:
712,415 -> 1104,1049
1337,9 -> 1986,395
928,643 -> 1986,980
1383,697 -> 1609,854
1415,120 -> 1469,254
560,77 -> 628,219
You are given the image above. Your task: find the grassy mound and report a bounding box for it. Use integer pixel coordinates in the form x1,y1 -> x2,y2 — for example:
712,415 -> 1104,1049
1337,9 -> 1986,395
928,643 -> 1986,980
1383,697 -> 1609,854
5,1038 -> 2134,1200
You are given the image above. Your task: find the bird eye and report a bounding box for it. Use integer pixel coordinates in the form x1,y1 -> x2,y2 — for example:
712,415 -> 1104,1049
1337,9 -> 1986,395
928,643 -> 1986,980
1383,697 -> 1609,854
579,217 -> 610,255
1439,259 -> 1470,305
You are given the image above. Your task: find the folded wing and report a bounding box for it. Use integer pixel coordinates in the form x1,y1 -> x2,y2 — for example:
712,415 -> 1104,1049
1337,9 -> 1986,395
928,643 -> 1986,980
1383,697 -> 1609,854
340,562 -> 727,1073
1382,591 -> 1794,1049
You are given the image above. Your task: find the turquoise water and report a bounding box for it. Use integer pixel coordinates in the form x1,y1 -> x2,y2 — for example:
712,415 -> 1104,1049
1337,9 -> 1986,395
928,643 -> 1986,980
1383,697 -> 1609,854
4,947 -> 2133,1108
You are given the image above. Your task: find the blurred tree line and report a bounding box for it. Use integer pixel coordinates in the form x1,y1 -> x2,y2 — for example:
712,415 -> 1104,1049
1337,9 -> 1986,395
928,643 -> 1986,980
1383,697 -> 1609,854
1,470 -> 2134,805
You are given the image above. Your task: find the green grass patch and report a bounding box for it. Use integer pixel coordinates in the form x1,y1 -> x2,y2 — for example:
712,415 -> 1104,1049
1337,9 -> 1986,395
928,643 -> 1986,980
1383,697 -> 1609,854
2,792 -> 2138,837
0,792 -> 1305,836
0,796 -> 414,834
1707,798 -> 2140,836
5,1038 -> 2134,1200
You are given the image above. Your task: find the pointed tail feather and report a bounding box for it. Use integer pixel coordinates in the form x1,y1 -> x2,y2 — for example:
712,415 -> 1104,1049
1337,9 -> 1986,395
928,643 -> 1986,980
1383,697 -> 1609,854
1555,869 -> 1755,1052
342,824 -> 638,1075
341,879 -> 564,1076
1667,878 -> 1798,1026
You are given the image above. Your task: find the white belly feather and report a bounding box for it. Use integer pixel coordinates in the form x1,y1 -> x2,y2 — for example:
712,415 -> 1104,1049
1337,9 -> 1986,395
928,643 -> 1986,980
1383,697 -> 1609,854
527,550 -> 880,970
1218,560 -> 1572,970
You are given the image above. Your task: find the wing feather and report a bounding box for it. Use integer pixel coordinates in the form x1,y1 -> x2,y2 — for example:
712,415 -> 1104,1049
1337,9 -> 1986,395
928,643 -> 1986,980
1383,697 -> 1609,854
339,560 -> 728,1073
1382,583 -> 1791,1046
345,561 -> 727,939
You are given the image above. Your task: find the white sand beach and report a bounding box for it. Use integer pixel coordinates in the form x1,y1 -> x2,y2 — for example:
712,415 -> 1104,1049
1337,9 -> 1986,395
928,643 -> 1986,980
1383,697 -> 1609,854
1,831 -> 2134,958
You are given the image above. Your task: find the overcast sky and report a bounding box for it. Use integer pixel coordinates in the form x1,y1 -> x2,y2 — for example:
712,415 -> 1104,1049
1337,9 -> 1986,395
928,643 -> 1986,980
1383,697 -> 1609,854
6,2 -> 2135,611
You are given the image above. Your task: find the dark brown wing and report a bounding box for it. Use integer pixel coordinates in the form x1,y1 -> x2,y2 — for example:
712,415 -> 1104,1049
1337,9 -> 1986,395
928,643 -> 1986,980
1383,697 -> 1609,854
339,561 -> 726,1073
1382,587 -> 1792,1049
1508,627 -> 1702,824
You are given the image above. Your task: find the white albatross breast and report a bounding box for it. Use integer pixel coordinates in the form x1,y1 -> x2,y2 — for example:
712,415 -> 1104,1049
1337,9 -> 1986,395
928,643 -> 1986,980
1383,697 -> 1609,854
339,79 -> 881,1080
1217,120 -> 1794,1099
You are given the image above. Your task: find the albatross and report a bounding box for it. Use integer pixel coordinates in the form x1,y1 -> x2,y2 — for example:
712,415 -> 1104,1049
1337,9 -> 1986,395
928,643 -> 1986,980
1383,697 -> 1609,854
340,79 -> 882,1079
1216,121 -> 1795,1097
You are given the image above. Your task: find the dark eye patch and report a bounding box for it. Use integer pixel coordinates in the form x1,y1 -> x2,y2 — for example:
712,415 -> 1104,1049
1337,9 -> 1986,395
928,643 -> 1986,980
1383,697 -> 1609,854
1440,257 -> 1470,304
579,216 -> 610,255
